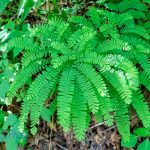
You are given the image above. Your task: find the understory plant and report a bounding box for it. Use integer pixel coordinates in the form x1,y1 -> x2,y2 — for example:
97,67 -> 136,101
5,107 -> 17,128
121,127 -> 150,149
0,110 -> 27,150
1,0 -> 150,143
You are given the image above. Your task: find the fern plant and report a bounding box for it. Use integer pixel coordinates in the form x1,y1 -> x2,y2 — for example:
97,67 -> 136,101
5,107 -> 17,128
5,0 -> 150,142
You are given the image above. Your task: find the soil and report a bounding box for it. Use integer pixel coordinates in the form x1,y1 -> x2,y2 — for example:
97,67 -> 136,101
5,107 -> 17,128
20,126 -> 119,149
18,119 -> 135,150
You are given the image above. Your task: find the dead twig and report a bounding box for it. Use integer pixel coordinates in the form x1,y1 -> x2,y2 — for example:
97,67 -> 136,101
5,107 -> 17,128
54,142 -> 69,150
101,125 -> 116,134
49,127 -> 52,150
90,121 -> 106,129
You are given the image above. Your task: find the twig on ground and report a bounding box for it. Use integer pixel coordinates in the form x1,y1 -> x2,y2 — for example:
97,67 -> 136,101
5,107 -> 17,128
54,142 -> 69,150
49,127 -> 52,150
101,125 -> 116,134
90,121 -> 105,129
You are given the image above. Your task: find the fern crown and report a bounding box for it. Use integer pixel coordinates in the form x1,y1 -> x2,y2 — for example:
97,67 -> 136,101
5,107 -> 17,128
6,2 -> 150,141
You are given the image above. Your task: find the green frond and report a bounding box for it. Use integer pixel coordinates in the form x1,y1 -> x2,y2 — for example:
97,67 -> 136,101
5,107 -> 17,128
103,71 -> 133,104
131,0 -> 147,12
97,9 -> 113,19
135,54 -> 150,77
8,37 -> 38,51
78,53 -> 139,91
76,71 -> 99,113
115,13 -> 134,26
57,68 -> 76,132
51,54 -> 76,68
121,35 -> 150,54
109,87 -> 130,141
30,18 -> 69,42
113,96 -> 130,141
54,22 -> 70,41
132,92 -> 150,128
51,41 -> 70,54
31,18 -> 61,35
68,16 -> 92,28
86,7 -> 101,28
19,67 -> 59,134
68,26 -> 96,53
8,59 -> 49,102
21,50 -> 49,67
71,83 -> 88,141
30,79 -> 51,134
126,10 -> 146,19
75,63 -> 107,97
139,72 -> 150,91
103,55 -> 139,91
31,23 -> 54,38
95,90 -> 113,126
117,0 -> 147,12
100,23 -> 119,38
97,39 -> 131,53
121,25 -> 150,40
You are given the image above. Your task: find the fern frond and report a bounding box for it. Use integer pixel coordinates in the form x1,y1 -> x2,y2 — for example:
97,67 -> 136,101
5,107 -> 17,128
126,10 -> 146,19
21,50 -> 49,67
78,53 -> 139,91
76,71 -> 99,113
19,67 -> 59,133
54,22 -> 70,42
121,25 -> 150,40
30,18 -> 68,42
51,54 -> 76,68
118,0 -> 147,12
75,63 -> 107,97
6,7 -> 150,142
97,9 -> 113,19
57,68 -> 76,131
100,23 -> 120,38
113,95 -> 130,141
71,83 -> 88,141
139,72 -> 150,91
103,71 -> 133,104
31,23 -> 53,38
132,91 -> 150,128
68,27 -> 96,53
95,90 -> 113,126
135,54 -> 150,77
8,59 -> 49,102
8,37 -> 38,51
130,0 -> 147,12
115,13 -> 134,26
68,16 -> 92,28
86,7 -> 101,28
102,55 -> 139,91
121,35 -> 150,54
51,41 -> 70,54
97,39 -> 131,53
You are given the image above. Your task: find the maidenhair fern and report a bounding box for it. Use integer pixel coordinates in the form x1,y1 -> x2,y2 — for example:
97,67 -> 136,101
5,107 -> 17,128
5,0 -> 150,142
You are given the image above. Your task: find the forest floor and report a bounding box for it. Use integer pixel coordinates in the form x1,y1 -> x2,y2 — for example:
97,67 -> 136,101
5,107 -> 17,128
18,115 -> 139,150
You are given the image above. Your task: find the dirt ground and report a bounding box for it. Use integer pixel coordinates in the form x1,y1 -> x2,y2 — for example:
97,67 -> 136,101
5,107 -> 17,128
18,115 -> 139,150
